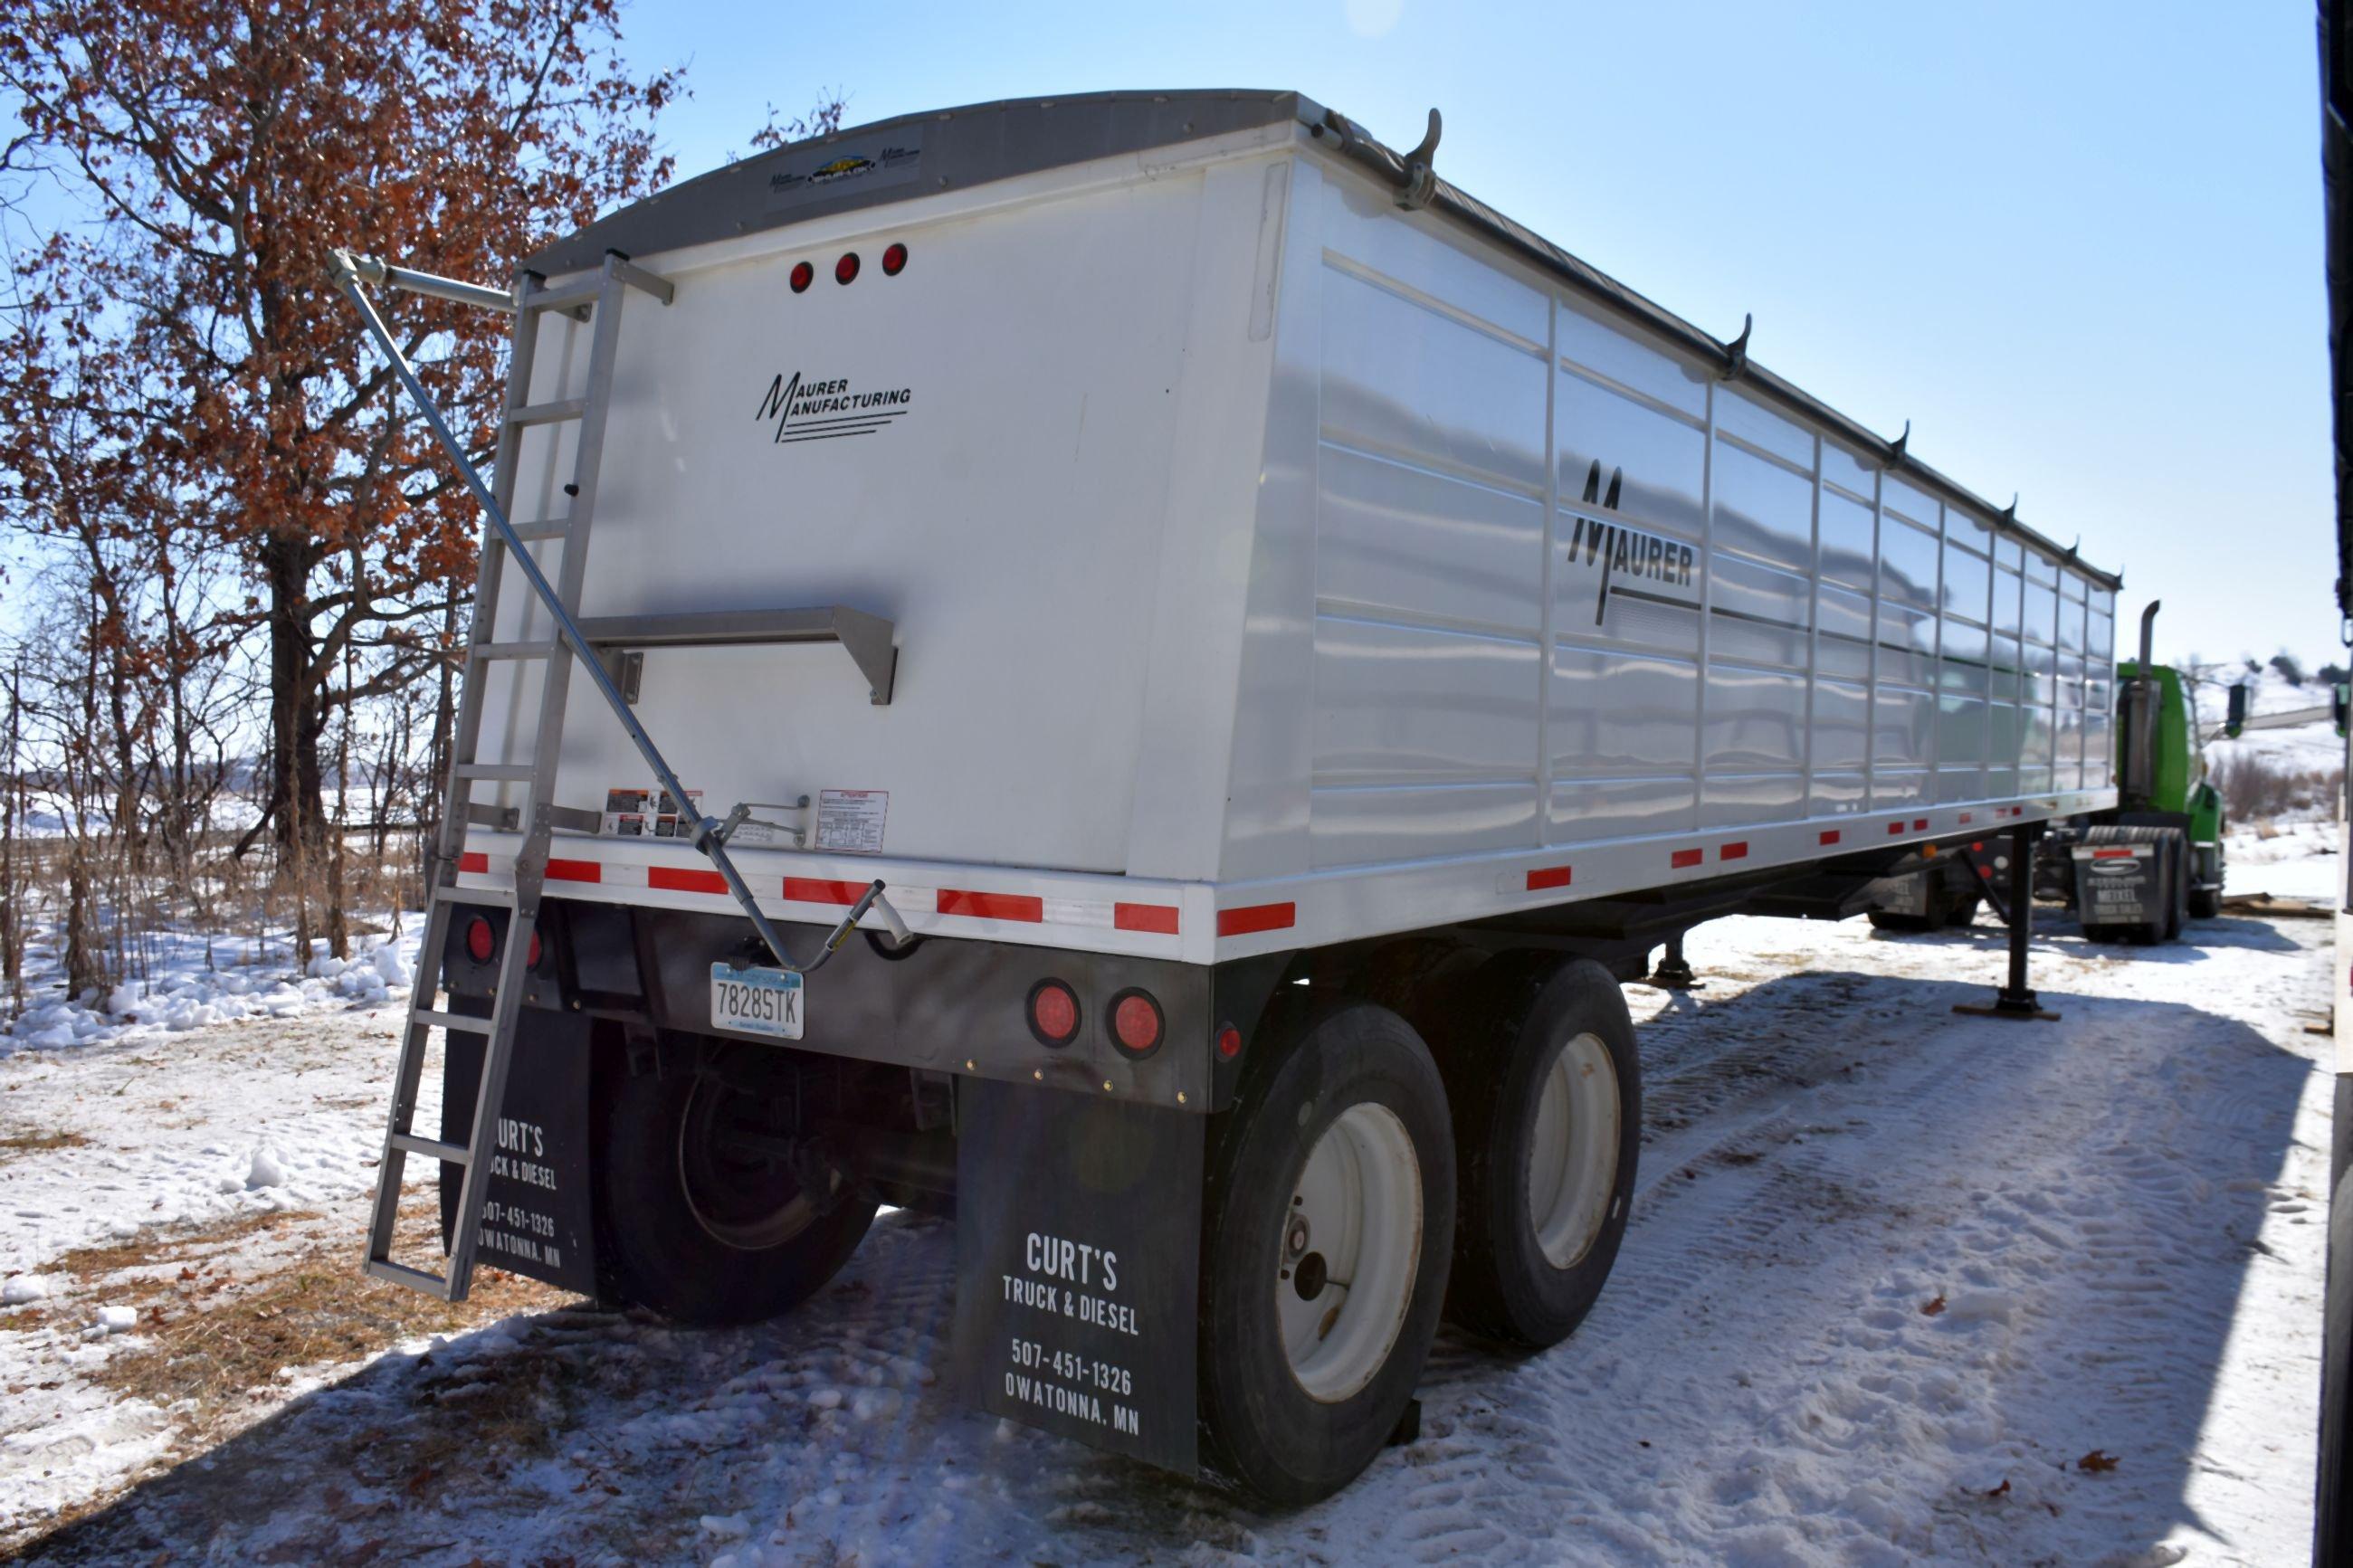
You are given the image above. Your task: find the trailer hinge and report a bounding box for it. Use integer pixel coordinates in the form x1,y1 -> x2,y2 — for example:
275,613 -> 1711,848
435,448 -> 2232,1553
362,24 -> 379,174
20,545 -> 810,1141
1396,108 -> 1442,211
1720,313 -> 1752,381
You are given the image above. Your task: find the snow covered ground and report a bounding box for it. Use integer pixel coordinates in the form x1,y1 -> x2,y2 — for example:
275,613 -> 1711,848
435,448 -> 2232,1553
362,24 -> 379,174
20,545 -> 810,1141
0,888 -> 2335,1564
2,922 -> 426,1059
2225,820 -> 2342,904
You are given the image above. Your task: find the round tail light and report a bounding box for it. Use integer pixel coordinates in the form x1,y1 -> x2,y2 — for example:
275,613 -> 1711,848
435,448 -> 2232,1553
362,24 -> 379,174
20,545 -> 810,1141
1028,979 -> 1080,1048
834,251 -> 860,285
881,242 -> 909,276
464,917 -> 495,965
1110,990 -> 1163,1059
1217,1023 -> 1243,1060
789,261 -> 814,293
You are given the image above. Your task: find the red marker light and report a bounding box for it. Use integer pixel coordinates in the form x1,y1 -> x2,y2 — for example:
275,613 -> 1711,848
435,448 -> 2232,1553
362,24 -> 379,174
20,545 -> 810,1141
464,917 -> 494,965
528,930 -> 542,968
789,261 -> 814,293
1217,1024 -> 1243,1060
1028,979 -> 1080,1048
881,242 -> 909,276
1110,991 -> 1163,1058
834,252 -> 860,285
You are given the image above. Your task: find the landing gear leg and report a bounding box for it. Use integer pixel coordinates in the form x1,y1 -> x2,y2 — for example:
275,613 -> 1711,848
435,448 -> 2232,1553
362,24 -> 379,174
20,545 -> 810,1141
1643,933 -> 1701,991
1954,823 -> 2059,1022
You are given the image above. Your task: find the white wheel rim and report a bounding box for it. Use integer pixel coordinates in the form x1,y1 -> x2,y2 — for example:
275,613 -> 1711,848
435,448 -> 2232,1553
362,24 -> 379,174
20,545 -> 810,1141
1277,1102 -> 1423,1404
1528,1031 -> 1621,1270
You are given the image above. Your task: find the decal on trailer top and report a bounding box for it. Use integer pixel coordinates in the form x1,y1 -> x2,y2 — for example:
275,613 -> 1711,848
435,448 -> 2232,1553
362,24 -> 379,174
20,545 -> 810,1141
763,128 -> 923,209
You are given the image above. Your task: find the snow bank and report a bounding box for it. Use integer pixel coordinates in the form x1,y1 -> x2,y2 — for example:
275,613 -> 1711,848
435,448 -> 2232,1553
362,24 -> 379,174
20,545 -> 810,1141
2,925 -> 424,1060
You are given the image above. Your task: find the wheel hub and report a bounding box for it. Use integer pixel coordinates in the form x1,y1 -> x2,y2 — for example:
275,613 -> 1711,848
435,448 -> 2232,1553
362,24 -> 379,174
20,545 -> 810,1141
1275,1101 -> 1423,1404
1527,1031 -> 1621,1269
677,1074 -> 820,1252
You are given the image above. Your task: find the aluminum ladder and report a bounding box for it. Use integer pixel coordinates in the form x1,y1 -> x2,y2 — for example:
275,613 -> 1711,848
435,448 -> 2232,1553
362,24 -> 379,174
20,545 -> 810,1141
332,249 -> 893,1302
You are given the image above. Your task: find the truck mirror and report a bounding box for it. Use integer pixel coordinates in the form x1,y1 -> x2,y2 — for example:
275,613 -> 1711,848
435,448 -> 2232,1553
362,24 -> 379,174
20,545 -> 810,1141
2224,682 -> 2248,738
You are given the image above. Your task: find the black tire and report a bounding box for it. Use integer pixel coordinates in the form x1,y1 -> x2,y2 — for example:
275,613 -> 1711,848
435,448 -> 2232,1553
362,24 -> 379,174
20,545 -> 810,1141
1946,895 -> 1981,928
1198,1001 -> 1454,1506
1442,956 -> 1640,1349
2188,886 -> 2223,921
1867,909 -> 1932,932
596,1062 -> 875,1326
2162,834 -> 2189,941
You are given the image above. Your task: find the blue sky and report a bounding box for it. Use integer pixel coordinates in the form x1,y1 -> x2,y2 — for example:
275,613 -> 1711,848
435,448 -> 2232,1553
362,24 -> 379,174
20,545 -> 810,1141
620,0 -> 2333,670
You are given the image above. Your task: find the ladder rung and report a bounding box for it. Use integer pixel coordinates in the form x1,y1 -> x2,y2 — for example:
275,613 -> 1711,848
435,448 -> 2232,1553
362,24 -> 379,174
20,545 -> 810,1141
452,762 -> 535,781
412,1007 -> 493,1034
366,1258 -> 453,1297
391,1132 -> 472,1164
436,882 -> 516,904
510,517 -> 576,541
526,279 -> 602,316
508,398 -> 586,427
472,641 -> 561,661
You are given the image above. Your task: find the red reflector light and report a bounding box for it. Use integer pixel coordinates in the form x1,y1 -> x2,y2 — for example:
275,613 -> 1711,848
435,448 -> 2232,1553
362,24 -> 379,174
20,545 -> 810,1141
464,917 -> 494,965
790,261 -> 814,293
1217,1023 -> 1243,1060
834,252 -> 860,285
1110,991 -> 1163,1058
881,242 -> 908,276
1028,979 -> 1080,1048
528,930 -> 542,968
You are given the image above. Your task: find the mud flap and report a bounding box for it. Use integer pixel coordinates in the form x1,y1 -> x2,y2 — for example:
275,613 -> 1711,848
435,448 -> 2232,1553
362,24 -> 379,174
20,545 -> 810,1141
2072,842 -> 2166,928
438,1008 -> 600,1296
954,1079 -> 1204,1474
1863,869 -> 1934,918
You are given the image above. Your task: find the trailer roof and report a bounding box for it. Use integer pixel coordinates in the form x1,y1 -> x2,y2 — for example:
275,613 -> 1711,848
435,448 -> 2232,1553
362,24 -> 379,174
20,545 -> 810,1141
529,89 -> 2119,589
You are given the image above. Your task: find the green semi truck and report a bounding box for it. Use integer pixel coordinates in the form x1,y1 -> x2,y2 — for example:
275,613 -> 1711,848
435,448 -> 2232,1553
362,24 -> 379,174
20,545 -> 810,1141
1873,603 -> 2238,942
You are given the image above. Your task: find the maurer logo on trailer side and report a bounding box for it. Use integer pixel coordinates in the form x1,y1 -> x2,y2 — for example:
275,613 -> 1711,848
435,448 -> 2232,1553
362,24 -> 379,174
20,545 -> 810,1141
755,371 -> 914,445
1562,511 -> 1700,625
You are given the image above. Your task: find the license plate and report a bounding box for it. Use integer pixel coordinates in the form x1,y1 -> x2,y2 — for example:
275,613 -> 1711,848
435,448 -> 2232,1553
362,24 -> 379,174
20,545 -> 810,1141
709,963 -> 804,1041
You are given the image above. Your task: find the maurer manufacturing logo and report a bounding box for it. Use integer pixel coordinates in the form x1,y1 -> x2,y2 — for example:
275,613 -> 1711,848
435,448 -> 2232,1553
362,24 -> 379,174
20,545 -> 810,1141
1562,511 -> 1699,625
754,372 -> 914,445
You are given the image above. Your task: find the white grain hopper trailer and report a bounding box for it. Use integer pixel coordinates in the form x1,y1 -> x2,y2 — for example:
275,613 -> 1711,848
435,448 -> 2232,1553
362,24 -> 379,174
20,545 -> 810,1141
337,89 -> 2122,1503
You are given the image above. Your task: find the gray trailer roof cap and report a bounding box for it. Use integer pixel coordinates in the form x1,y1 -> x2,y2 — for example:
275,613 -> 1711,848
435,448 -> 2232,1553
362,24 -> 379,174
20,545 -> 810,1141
531,89 -> 2117,589
527,90 -> 1302,278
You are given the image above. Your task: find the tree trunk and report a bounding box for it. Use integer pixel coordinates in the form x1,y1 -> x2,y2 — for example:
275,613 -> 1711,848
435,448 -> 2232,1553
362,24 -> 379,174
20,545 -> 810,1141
262,531 -> 332,949
0,662 -> 21,1008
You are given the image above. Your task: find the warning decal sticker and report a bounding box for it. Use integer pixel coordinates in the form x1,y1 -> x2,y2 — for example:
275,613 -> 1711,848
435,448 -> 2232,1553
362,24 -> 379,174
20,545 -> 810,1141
815,789 -> 888,855
602,787 -> 650,838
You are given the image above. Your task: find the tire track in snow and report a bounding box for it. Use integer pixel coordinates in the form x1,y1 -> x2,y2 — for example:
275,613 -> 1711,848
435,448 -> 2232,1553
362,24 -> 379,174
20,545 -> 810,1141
1357,925 -> 2321,1564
